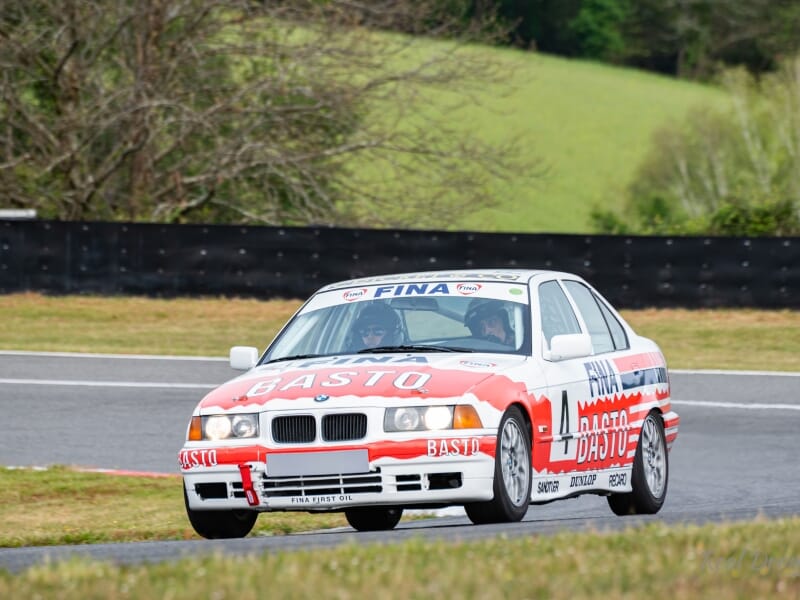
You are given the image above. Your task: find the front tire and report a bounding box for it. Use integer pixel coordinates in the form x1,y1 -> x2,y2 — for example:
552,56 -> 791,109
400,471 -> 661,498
345,507 -> 403,531
607,410 -> 668,516
465,405 -> 532,525
184,488 -> 258,539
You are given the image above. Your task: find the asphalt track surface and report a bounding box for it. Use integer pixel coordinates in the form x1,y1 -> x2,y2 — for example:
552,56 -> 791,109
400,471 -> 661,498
1,351 -> 798,572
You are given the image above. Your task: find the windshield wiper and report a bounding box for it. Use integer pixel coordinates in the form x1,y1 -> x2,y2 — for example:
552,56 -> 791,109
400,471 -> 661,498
356,345 -> 472,354
262,354 -> 323,365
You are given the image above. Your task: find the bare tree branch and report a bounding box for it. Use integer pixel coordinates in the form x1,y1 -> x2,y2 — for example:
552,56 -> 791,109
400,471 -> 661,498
0,0 -> 535,227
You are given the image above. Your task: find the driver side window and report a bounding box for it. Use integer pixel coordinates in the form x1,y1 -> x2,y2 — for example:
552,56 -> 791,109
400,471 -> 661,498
538,280 -> 581,348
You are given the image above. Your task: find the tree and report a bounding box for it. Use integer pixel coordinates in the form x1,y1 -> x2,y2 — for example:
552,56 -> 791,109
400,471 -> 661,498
591,55 -> 800,235
569,0 -> 631,61
493,0 -> 583,52
0,0 -> 531,228
621,0 -> 800,79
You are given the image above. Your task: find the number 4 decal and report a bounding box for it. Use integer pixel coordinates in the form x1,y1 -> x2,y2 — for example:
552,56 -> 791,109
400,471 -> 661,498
559,390 -> 573,454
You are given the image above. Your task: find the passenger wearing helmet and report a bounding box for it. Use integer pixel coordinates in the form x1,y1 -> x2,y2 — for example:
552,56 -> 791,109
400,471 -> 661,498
464,298 -> 514,347
350,303 -> 402,350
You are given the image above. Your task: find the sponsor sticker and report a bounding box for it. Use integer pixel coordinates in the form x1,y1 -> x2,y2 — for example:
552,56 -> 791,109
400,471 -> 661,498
179,449 -> 218,469
576,409 -> 629,465
343,288 -> 367,302
289,494 -> 354,504
374,283 -> 450,298
569,473 -> 597,488
246,370 -> 432,396
427,437 -> 481,457
459,360 -> 496,369
456,283 -> 482,295
536,480 -> 560,494
608,472 -> 627,488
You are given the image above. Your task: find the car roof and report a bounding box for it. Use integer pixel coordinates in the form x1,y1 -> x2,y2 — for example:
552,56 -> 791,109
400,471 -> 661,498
317,268 -> 578,292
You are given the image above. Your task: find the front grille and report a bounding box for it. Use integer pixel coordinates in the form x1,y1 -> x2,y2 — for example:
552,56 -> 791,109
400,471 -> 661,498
272,415 -> 316,443
322,413 -> 367,441
262,469 -> 383,497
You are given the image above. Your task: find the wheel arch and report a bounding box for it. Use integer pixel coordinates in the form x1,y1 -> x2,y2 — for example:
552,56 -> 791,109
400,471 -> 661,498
645,406 -> 665,426
507,400 -> 533,442
504,400 -> 536,469
635,407 -> 666,456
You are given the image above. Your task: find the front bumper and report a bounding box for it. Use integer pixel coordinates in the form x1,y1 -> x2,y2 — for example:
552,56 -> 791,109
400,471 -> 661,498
182,452 -> 496,512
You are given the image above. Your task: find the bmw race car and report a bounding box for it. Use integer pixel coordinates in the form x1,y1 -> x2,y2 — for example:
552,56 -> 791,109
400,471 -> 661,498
179,269 -> 679,537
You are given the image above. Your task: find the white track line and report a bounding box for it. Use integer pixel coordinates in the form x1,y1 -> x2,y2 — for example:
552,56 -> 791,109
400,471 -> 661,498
672,399 -> 800,411
0,350 -> 227,361
0,378 -> 216,389
671,369 -> 800,377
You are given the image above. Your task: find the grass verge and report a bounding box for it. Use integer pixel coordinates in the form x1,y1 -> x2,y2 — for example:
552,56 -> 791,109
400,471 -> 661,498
622,308 -> 800,372
0,467 -> 348,548
0,294 -> 797,371
1,517 -> 798,597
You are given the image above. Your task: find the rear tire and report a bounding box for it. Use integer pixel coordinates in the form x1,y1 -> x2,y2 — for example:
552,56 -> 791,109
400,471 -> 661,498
465,406 -> 531,525
607,411 -> 668,516
345,507 -> 403,531
184,487 -> 258,539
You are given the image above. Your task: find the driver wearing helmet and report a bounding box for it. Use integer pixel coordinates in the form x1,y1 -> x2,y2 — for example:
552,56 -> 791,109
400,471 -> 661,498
464,298 -> 514,347
350,303 -> 402,350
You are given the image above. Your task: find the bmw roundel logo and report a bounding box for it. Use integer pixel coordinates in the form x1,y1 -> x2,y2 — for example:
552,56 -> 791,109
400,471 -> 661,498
314,394 -> 330,402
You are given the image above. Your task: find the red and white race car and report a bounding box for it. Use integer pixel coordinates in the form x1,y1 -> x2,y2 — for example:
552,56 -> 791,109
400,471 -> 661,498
179,269 -> 679,537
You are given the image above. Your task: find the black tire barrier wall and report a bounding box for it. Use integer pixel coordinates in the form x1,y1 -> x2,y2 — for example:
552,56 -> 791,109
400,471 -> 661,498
0,219 -> 797,308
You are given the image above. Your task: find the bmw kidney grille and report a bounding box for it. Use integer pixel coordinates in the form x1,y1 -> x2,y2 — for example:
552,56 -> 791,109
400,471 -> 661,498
271,413 -> 367,443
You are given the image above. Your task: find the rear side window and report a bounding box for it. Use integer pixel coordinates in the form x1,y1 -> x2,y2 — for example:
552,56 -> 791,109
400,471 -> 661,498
596,295 -> 629,350
562,281 -> 627,353
538,280 -> 581,348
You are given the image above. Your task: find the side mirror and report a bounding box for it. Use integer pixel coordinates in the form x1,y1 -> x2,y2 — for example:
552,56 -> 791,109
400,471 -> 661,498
547,334 -> 592,361
230,346 -> 259,370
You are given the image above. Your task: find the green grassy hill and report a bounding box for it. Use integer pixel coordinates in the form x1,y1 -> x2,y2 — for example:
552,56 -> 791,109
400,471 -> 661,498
389,47 -> 730,233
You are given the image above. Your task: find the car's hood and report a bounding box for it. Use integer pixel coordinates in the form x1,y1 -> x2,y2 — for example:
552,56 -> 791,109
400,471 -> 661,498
196,353 -> 527,413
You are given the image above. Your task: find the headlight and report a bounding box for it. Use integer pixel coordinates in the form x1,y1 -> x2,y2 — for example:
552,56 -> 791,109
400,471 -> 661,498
384,405 -> 483,432
423,406 -> 453,430
384,406 -> 451,432
205,415 -> 232,440
389,407 -> 421,431
232,414 -> 258,438
187,413 -> 260,441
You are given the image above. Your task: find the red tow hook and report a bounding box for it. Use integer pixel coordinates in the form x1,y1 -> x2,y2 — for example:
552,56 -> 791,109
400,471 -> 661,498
238,463 -> 260,506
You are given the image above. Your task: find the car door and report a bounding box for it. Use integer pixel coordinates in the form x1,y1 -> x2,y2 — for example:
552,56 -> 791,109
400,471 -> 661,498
533,279 -> 587,476
560,280 -> 634,482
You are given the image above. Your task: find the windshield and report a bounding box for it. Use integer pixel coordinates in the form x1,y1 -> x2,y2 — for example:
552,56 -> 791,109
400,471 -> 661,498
262,280 -> 531,363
